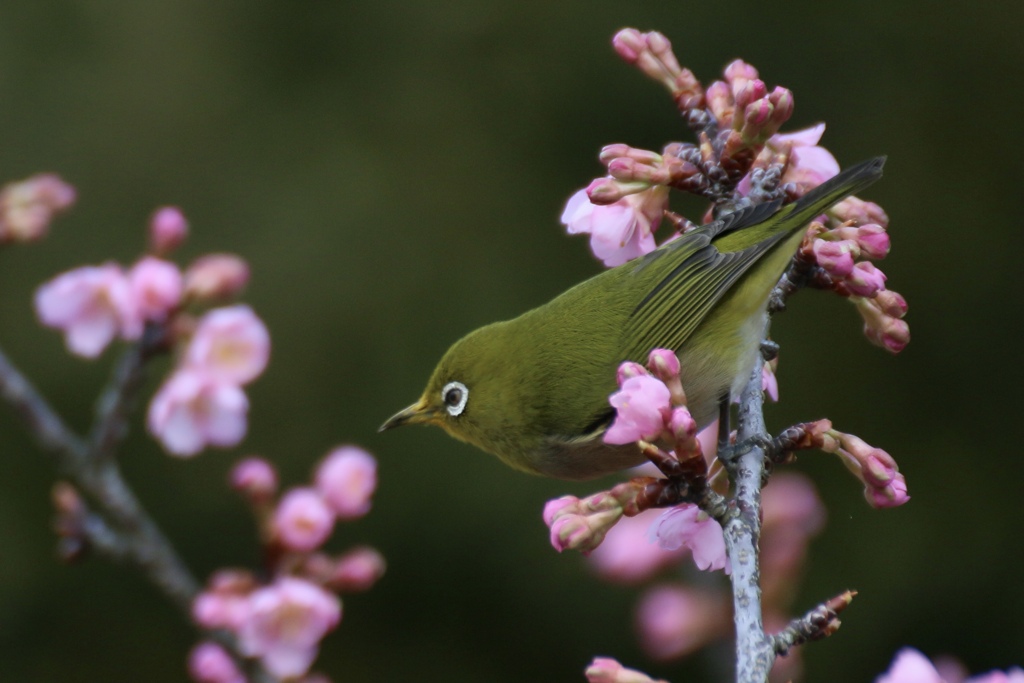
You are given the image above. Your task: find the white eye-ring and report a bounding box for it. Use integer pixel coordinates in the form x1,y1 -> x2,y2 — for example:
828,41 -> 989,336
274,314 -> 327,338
442,381 -> 469,417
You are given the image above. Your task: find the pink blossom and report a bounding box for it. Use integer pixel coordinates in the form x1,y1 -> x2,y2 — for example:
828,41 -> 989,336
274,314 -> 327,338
149,206 -> 189,255
646,348 -> 680,379
148,370 -> 249,457
561,185 -> 668,267
876,648 -> 944,683
127,257 -> 183,327
766,123 -> 840,194
184,254 -> 251,302
329,546 -> 387,592
587,509 -> 685,584
635,584 -> 728,660
585,656 -> 664,683
832,195 -> 889,227
853,223 -> 890,259
35,264 -> 137,358
187,642 -> 244,683
857,295 -> 910,354
544,493 -> 624,554
604,375 -> 672,445
314,446 -> 377,519
230,457 -> 278,501
761,360 -> 779,402
844,261 -> 887,297
185,305 -> 270,385
865,471 -> 909,508
192,570 -> 256,631
238,577 -> 341,679
0,173 -> 76,242
273,488 -> 335,552
967,669 -> 1024,683
650,504 -> 729,572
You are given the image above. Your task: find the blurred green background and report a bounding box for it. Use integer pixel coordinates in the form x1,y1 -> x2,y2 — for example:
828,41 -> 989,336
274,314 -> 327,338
1,1 -> 1021,681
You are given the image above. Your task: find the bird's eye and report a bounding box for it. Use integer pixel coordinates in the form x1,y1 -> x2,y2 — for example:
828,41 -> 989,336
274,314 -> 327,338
442,381 -> 468,417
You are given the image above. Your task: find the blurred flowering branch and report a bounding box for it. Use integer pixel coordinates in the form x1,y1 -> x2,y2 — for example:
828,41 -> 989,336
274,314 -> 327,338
0,178 -> 382,683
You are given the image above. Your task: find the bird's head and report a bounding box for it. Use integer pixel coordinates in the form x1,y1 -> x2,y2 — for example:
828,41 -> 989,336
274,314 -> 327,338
379,320 -> 538,466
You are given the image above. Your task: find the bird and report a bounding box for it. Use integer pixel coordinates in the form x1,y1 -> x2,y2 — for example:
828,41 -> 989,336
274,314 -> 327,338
380,157 -> 885,481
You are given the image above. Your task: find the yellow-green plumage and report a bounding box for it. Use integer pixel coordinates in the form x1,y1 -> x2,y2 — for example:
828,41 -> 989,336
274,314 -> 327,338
382,157 -> 885,480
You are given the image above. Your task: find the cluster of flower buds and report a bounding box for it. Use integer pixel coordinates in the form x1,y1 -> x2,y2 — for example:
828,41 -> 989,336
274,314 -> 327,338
32,204 -> 267,457
785,419 -> 910,508
560,28 -> 909,357
0,173 -> 76,244
878,648 -> 1024,683
190,446 -> 383,682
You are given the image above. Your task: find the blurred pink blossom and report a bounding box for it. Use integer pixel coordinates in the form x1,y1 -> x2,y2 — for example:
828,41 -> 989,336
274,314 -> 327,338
604,375 -> 672,445
561,185 -> 668,267
876,649 -> 944,683
192,570 -> 256,631
187,642 -> 244,683
273,488 -> 335,553
35,264 -> 137,358
127,257 -> 183,327
185,305 -> 270,385
148,370 -> 249,457
587,509 -> 686,584
585,656 -> 665,683
966,669 -> 1024,683
650,504 -> 728,572
238,577 -> 341,679
149,206 -> 189,255
315,446 -> 378,519
0,173 -> 76,242
184,254 -> 251,302
329,546 -> 387,592
761,360 -> 779,402
635,584 -> 728,660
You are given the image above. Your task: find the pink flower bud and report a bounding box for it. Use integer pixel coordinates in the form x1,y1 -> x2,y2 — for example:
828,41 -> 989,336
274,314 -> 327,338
127,257 -> 183,325
831,195 -> 889,227
192,570 -> 256,631
723,59 -> 758,88
184,254 -> 250,302
185,305 -> 270,385
854,223 -> 890,259
874,289 -> 908,319
768,86 -> 794,126
604,375 -> 672,445
611,28 -> 645,63
542,495 -> 580,526
865,472 -> 909,508
314,446 -> 377,519
545,493 -> 625,554
230,457 -> 278,501
328,546 -> 386,592
616,361 -> 648,386
812,238 -> 858,278
667,407 -> 696,441
188,642 -> 244,683
761,359 -> 779,402
0,173 -> 76,242
650,504 -> 728,572
646,348 -> 680,380
149,206 -> 189,255
844,261 -> 887,297
238,577 -> 341,679
273,488 -> 335,553
35,263 -> 137,358
147,370 -> 249,457
732,79 -> 768,113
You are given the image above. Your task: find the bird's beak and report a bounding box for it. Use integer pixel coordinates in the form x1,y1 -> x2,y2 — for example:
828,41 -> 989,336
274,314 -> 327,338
379,398 -> 437,432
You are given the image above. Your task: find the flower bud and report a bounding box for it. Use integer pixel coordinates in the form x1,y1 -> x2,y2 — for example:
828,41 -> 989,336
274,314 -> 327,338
328,546 -> 387,592
844,261 -> 887,297
616,361 -> 648,386
705,81 -> 734,127
230,457 -> 278,502
314,446 -> 377,519
585,657 -> 665,683
812,238 -> 858,277
273,488 -> 335,553
183,254 -> 250,302
149,206 -> 189,255
0,173 -> 76,243
646,348 -> 680,380
188,642 -> 244,683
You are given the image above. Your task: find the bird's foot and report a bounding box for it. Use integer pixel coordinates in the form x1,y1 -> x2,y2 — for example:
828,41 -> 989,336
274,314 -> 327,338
717,433 -> 773,468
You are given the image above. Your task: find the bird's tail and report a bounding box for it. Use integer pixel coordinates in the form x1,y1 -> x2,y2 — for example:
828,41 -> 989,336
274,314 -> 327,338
784,155 -> 886,228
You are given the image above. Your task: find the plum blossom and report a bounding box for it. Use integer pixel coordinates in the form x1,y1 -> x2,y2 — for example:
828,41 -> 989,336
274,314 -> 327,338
769,123 -> 839,194
185,305 -> 270,385
230,457 -> 279,502
0,173 -> 76,242
147,370 -> 249,457
184,253 -> 250,302
561,185 -> 668,267
273,488 -> 335,553
585,657 -> 666,683
329,546 -> 387,592
877,649 -> 945,683
127,257 -> 183,327
587,509 -> 686,584
604,375 -> 672,445
192,570 -> 257,632
238,577 -> 342,679
187,642 -> 244,683
35,264 -> 138,358
314,446 -> 378,519
650,504 -> 728,572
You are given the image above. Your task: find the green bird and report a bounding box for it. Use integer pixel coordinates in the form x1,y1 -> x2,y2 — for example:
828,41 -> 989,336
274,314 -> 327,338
381,157 -> 885,480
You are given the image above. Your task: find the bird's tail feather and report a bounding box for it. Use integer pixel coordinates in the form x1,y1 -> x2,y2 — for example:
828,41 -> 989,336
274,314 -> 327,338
784,155 -> 886,228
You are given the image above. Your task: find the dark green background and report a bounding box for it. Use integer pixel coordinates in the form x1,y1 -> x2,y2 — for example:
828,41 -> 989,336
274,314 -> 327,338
1,2 -> 1021,681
